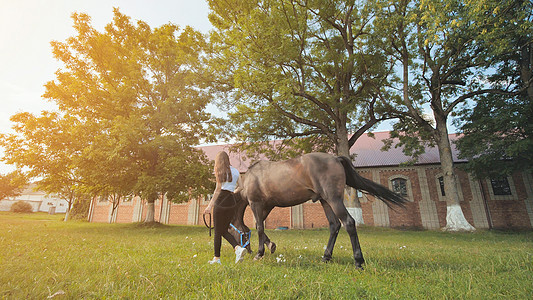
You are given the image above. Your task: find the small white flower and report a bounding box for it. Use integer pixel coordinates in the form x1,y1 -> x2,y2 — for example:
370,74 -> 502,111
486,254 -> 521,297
193,254 -> 197,258
304,247 -> 307,249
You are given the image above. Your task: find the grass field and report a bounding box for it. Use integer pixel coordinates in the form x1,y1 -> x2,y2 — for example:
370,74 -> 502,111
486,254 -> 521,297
1,212 -> 532,299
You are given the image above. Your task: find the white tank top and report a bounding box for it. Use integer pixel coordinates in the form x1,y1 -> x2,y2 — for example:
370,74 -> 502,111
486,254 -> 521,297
220,166 -> 239,192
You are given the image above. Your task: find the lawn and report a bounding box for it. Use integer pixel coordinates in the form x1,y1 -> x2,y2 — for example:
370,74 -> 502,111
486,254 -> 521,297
1,212 -> 532,299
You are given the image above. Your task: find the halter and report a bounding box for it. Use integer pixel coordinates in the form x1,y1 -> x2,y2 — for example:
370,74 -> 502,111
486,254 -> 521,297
229,223 -> 251,248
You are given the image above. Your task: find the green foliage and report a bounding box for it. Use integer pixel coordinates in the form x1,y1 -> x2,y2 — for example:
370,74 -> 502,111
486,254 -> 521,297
0,171 -> 27,200
9,201 -> 33,213
454,0 -> 533,178
207,0 -> 401,157
456,93 -> 533,178
0,9 -> 217,218
1,213 -> 532,298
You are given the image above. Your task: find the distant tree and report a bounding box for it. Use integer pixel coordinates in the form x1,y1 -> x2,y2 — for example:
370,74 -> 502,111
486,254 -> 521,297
0,112 -> 81,221
0,170 -> 27,200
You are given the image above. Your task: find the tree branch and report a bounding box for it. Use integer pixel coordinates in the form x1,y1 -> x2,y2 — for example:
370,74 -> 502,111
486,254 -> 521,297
445,83 -> 533,115
265,95 -> 336,141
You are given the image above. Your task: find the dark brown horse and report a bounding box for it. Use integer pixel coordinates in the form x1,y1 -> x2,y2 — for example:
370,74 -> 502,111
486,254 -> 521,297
232,152 -> 407,268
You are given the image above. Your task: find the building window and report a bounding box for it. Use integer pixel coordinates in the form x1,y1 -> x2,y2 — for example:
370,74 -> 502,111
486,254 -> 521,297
490,177 -> 512,196
435,173 -> 465,202
391,178 -> 408,197
438,176 -> 446,196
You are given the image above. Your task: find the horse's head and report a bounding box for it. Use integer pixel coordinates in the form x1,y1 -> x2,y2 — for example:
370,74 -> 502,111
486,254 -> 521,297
228,221 -> 252,252
228,181 -> 252,252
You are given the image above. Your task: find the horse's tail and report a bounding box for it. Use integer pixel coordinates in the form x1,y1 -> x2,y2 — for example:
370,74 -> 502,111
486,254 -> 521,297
337,156 -> 407,208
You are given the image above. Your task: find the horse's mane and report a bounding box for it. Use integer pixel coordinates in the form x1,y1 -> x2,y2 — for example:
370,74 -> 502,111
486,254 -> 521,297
248,160 -> 270,170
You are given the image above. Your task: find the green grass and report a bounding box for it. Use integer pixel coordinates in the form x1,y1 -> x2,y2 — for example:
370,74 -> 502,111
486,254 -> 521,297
1,212 -> 532,299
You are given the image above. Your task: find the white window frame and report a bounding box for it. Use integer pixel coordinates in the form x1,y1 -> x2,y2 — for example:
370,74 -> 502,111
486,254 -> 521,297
388,175 -> 414,202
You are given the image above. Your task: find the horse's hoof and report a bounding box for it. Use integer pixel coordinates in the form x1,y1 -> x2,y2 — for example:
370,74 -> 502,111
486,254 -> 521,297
355,262 -> 364,270
253,255 -> 263,261
321,256 -> 332,263
268,242 -> 276,254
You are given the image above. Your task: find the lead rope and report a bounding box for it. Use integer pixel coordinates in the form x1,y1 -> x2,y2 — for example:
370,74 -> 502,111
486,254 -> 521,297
202,212 -> 213,237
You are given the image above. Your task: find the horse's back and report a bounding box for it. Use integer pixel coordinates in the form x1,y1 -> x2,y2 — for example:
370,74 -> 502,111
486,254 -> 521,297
242,153 -> 344,206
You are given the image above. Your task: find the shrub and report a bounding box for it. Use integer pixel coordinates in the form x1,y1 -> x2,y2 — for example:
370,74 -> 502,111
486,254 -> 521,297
10,201 -> 33,213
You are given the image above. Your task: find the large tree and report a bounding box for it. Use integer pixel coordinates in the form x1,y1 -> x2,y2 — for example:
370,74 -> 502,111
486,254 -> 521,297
455,0 -> 533,179
207,0 -> 401,158
1,9 -> 216,222
374,0 -> 529,231
207,0 -> 404,224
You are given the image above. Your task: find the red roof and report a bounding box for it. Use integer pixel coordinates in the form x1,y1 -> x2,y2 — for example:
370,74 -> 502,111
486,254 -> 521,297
350,131 -> 465,167
198,131 -> 464,172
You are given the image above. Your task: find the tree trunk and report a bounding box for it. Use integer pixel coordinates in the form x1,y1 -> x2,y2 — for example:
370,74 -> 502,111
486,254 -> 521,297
337,125 -> 364,224
144,201 -> 155,223
345,187 -> 364,225
64,194 -> 74,222
337,125 -> 350,158
435,121 -> 475,231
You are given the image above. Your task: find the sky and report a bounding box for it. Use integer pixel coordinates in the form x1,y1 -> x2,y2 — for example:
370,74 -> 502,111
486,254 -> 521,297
0,0 -> 213,173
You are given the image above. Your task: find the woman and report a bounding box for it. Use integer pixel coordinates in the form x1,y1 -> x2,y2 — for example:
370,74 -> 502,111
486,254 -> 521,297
204,151 -> 247,264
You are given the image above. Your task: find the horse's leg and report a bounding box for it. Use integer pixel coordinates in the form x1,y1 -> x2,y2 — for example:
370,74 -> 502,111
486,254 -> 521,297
319,199 -> 341,262
250,202 -> 267,260
232,200 -> 253,253
327,199 -> 365,269
259,207 -> 276,254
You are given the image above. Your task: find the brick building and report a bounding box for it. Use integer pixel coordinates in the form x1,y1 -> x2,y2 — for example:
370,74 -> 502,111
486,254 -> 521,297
88,132 -> 533,230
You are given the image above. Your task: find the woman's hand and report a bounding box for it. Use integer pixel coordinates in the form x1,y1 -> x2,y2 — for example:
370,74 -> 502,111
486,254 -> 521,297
204,206 -> 212,214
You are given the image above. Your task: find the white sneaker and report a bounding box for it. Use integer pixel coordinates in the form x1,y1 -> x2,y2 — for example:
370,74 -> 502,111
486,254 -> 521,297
208,257 -> 221,265
235,246 -> 246,263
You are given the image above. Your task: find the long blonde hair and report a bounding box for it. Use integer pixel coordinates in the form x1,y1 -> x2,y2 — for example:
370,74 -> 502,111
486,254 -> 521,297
214,151 -> 232,184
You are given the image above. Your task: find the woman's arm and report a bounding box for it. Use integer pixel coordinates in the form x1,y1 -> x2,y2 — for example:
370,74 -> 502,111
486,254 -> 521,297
204,181 -> 221,214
